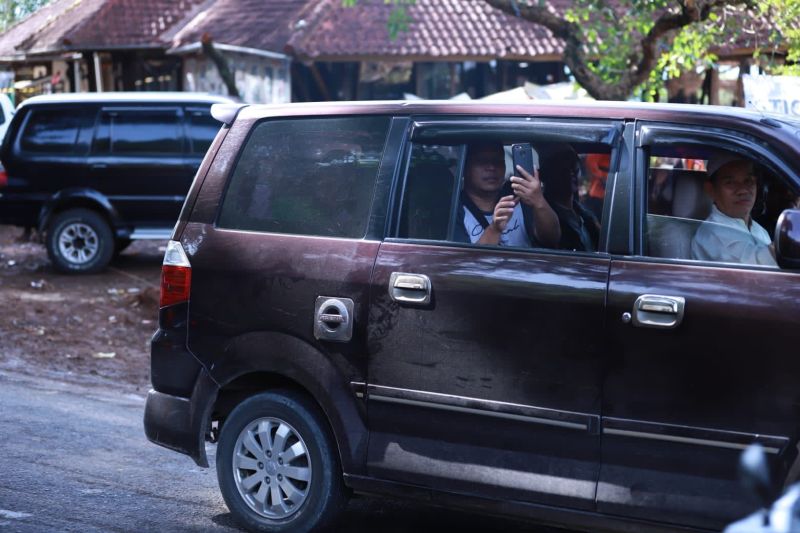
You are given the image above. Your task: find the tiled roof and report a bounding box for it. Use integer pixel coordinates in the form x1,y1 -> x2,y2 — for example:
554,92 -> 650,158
66,0 -> 208,48
0,0 -> 206,60
0,0 -> 792,64
171,0 -> 310,52
284,0 -> 795,63
285,0 -> 566,61
0,0 -> 103,59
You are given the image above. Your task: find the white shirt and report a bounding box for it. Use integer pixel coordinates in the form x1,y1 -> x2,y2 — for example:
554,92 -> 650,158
691,204 -> 777,267
463,203 -> 531,247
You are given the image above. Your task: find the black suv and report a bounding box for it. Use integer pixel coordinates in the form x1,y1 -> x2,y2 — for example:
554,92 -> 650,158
0,92 -> 233,273
144,101 -> 800,533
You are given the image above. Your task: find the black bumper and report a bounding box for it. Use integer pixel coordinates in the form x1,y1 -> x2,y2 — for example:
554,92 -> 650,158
143,366 -> 218,467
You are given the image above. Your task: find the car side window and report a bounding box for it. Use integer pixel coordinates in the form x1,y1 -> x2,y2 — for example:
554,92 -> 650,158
398,144 -> 461,241
217,116 -> 391,238
20,108 -> 94,154
644,144 -> 797,269
93,109 -> 183,155
397,140 -> 609,253
186,107 -> 219,154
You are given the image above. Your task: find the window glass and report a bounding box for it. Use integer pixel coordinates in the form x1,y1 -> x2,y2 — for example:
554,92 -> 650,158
21,108 -> 93,153
399,144 -> 461,240
644,144 -> 795,268
186,107 -> 219,154
400,140 -> 607,253
94,109 -> 183,155
218,116 -> 390,238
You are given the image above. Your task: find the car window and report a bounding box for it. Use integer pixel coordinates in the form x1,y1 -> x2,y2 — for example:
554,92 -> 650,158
217,116 -> 391,238
399,144 -> 462,241
93,109 -> 183,155
397,140 -> 609,254
21,108 -> 95,153
186,107 -> 219,154
643,144 -> 798,269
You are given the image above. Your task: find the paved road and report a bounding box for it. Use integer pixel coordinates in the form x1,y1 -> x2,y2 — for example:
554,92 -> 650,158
0,369 -> 562,532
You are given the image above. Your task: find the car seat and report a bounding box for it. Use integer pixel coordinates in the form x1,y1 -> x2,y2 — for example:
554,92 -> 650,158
647,169 -> 710,259
400,157 -> 456,240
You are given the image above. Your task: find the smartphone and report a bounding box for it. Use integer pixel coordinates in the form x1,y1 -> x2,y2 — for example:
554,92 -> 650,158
511,143 -> 534,177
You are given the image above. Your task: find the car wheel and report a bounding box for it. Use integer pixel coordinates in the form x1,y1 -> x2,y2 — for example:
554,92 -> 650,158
46,208 -> 114,274
216,390 -> 347,533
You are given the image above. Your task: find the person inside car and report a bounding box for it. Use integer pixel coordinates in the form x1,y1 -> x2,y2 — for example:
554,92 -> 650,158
539,143 -> 600,252
454,142 -> 560,248
691,154 -> 777,266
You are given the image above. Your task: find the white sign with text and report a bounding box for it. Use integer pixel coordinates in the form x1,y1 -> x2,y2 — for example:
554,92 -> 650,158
742,74 -> 800,116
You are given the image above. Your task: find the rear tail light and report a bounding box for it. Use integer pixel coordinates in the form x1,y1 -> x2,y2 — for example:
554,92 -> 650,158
160,240 -> 191,308
0,168 -> 7,188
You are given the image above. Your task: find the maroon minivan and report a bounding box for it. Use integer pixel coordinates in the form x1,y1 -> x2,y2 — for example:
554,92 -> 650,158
144,100 -> 800,533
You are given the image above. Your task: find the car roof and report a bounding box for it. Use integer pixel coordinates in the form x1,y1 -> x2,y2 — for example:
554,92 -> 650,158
237,99 -> 777,123
236,100 -> 800,161
18,92 -> 236,108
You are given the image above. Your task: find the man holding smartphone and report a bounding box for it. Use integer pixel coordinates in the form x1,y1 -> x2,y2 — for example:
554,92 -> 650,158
456,142 -> 560,248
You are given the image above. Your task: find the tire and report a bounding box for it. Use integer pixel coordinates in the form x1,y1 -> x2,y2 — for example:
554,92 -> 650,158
216,390 -> 347,533
45,208 -> 114,274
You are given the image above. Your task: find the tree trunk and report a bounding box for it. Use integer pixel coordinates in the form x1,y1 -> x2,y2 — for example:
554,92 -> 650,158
201,33 -> 240,99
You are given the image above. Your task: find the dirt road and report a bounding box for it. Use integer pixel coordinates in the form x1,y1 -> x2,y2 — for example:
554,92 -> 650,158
0,226 -> 160,390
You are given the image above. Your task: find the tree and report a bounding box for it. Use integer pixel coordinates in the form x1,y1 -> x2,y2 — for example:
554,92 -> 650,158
484,0 -> 752,101
0,0 -> 51,32
345,0 -> 798,101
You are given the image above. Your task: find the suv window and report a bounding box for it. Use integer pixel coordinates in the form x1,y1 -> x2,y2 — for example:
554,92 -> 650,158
217,116 -> 391,238
186,107 -> 219,154
398,140 -> 608,253
644,143 -> 798,268
399,143 -> 462,241
20,108 -> 94,153
93,109 -> 183,155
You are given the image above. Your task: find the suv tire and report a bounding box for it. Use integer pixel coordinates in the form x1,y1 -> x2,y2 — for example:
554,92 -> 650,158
46,208 -> 114,274
216,390 -> 347,533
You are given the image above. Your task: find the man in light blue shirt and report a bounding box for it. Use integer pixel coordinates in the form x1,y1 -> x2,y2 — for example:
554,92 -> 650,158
691,155 -> 777,267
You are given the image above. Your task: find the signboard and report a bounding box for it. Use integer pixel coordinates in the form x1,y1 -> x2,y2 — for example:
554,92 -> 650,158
742,74 -> 800,116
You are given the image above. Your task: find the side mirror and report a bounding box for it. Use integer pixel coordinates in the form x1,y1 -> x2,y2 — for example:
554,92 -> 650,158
739,444 -> 775,510
775,208 -> 800,269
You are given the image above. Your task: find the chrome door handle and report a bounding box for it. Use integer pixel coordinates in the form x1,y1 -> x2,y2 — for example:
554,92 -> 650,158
631,294 -> 685,329
389,272 -> 431,305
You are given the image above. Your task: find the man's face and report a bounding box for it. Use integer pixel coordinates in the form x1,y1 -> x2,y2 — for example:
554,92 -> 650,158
465,146 -> 505,195
709,160 -> 757,221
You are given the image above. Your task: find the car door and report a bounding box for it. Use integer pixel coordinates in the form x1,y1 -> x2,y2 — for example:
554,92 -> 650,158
365,116 -> 623,510
87,106 -> 189,230
598,122 -> 800,529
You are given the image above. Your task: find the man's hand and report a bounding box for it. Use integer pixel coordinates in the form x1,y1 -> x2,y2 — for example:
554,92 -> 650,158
477,195 -> 517,245
490,195 -> 518,232
511,165 -> 547,209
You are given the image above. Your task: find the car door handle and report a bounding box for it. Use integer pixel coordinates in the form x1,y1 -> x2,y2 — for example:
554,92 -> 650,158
91,163 -> 108,170
631,294 -> 685,329
389,272 -> 431,306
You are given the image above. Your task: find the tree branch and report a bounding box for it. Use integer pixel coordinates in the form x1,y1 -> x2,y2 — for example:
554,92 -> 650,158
485,0 -> 750,100
201,33 -> 240,99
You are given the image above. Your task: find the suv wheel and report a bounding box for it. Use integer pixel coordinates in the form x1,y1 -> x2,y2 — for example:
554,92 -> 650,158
46,208 -> 114,274
216,390 -> 347,533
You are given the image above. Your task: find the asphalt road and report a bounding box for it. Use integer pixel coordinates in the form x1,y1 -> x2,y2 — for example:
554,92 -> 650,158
0,369 -> 562,533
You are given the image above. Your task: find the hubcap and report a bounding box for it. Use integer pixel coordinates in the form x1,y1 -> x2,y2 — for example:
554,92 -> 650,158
232,417 -> 312,519
57,223 -> 99,265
